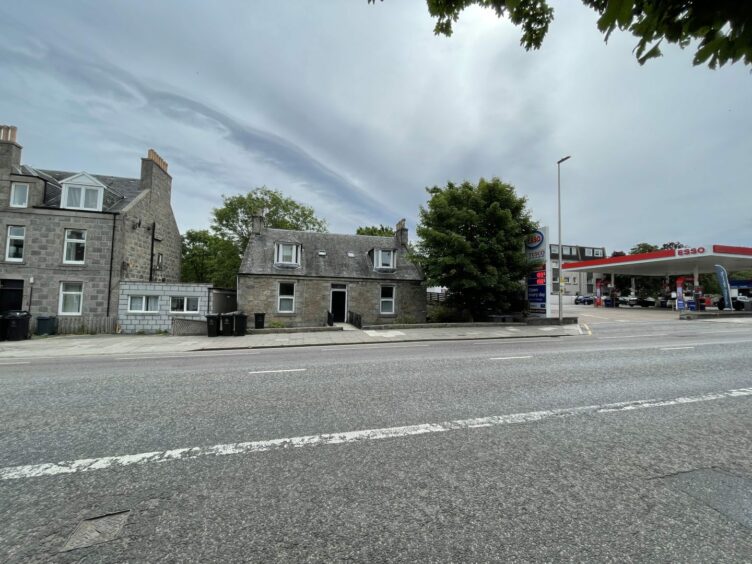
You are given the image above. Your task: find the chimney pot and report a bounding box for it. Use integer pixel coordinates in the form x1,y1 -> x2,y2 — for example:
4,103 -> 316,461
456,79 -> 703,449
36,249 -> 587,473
0,125 -> 18,143
147,148 -> 168,172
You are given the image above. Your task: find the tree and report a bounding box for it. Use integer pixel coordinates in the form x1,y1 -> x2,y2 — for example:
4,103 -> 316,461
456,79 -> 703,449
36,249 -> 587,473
415,177 -> 536,319
181,229 -> 241,289
356,224 -> 395,236
660,241 -> 686,250
369,1 -> 752,69
212,188 -> 328,253
629,242 -> 658,255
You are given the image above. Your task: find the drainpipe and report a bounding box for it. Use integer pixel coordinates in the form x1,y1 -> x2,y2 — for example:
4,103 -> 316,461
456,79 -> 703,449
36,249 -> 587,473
106,214 -> 117,317
148,221 -> 156,282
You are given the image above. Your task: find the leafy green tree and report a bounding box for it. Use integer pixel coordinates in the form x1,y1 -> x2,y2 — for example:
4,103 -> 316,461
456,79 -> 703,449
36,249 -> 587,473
370,1 -> 752,69
660,241 -> 686,250
212,187 -> 328,253
181,229 -> 240,288
629,242 -> 658,255
356,224 -> 395,236
415,177 -> 536,319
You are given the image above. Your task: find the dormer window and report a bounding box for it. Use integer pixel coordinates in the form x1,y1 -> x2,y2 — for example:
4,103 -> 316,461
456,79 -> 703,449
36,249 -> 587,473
376,249 -> 395,269
275,243 -> 300,265
60,172 -> 106,211
63,185 -> 102,210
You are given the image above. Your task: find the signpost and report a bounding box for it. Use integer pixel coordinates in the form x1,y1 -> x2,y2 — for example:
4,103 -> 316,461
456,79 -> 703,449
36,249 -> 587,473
676,276 -> 685,310
526,227 -> 551,318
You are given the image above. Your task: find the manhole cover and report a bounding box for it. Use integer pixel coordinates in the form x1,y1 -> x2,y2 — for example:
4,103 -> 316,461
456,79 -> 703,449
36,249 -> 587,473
663,469 -> 752,529
61,510 -> 130,552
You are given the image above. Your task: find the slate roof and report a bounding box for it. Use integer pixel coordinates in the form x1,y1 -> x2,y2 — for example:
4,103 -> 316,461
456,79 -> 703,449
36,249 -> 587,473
15,165 -> 142,212
240,228 -> 423,281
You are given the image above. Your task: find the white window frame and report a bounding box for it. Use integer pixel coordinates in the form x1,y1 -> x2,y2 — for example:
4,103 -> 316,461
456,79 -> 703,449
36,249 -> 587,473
550,244 -> 559,255
594,249 -> 604,257
170,296 -> 200,314
278,282 -> 296,313
58,282 -> 84,316
380,285 -> 396,314
62,184 -> 103,211
63,229 -> 87,264
5,226 -> 25,262
275,243 -> 300,265
376,249 -> 395,269
585,248 -> 593,257
128,295 -> 160,313
10,183 -> 29,208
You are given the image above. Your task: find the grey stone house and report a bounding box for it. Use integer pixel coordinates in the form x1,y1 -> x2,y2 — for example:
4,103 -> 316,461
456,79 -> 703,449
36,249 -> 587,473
0,125 -> 181,331
237,218 -> 425,327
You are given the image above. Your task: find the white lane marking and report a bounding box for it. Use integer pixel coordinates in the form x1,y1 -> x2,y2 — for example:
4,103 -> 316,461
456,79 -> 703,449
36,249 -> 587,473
0,362 -> 31,366
247,368 -> 307,375
489,356 -> 533,361
3,387 -> 751,481
660,346 -> 695,351
582,323 -> 592,336
506,327 -> 521,332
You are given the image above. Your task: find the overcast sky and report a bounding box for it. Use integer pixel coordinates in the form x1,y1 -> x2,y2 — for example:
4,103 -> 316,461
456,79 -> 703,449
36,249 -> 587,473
1,1 -> 750,253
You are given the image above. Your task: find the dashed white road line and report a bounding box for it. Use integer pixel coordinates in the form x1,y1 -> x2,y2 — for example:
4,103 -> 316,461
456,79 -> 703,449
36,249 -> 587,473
248,368 -> 307,375
660,346 -> 695,351
489,356 -> 533,361
3,387 -> 750,481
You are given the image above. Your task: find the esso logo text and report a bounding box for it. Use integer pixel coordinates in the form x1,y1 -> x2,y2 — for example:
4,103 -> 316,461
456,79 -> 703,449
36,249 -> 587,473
526,231 -> 544,250
677,247 -> 706,256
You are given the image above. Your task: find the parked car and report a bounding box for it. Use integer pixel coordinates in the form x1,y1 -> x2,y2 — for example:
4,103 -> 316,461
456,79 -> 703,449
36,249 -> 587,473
574,295 -> 594,305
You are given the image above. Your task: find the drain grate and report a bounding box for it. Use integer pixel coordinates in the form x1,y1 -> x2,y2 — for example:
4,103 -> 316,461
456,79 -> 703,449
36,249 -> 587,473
61,510 -> 130,552
663,469 -> 752,529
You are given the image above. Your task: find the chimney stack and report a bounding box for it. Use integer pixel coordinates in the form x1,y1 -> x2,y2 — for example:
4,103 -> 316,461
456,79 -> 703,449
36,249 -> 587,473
395,218 -> 408,248
251,214 -> 266,236
0,124 -> 22,173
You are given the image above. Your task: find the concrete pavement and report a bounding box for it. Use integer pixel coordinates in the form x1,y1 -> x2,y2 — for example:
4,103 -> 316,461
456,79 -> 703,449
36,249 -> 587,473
0,322 -> 581,359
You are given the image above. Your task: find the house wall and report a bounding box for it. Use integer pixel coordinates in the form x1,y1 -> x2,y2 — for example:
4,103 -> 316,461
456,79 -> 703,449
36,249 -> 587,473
237,276 -> 426,327
118,281 -> 210,334
0,205 -> 119,319
120,160 -> 181,284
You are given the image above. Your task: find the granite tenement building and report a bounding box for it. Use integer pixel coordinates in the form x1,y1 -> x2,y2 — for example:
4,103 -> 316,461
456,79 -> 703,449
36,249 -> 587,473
0,125 -> 181,327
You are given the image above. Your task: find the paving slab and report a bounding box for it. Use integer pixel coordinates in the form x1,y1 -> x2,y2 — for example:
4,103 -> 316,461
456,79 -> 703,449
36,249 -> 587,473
0,324 -> 582,360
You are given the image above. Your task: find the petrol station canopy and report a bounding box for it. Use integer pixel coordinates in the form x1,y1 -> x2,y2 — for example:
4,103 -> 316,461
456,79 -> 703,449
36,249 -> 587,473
562,245 -> 752,277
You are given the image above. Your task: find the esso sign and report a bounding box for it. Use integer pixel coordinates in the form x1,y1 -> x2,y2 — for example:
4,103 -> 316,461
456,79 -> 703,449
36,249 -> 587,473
677,247 -> 706,256
526,231 -> 544,250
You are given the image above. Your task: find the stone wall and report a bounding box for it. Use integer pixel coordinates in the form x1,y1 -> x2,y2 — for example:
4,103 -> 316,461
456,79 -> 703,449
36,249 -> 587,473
237,275 -> 426,327
0,206 -> 119,320
120,159 -> 181,284
118,281 -> 210,334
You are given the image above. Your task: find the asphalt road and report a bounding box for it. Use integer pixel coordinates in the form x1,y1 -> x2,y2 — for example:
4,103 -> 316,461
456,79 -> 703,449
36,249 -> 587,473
1,316 -> 751,562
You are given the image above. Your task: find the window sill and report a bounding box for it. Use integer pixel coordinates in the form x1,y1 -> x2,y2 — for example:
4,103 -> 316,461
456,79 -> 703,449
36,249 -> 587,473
4,259 -> 25,264
58,313 -> 82,317
127,311 -> 160,315
168,311 -> 201,315
274,263 -> 301,269
276,312 -> 297,316
62,262 -> 86,267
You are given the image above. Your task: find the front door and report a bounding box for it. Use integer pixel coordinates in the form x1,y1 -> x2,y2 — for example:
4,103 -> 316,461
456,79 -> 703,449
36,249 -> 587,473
331,286 -> 347,323
0,279 -> 24,313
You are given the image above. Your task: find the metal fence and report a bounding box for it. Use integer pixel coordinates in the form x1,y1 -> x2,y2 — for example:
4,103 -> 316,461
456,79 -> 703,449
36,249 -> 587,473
347,310 -> 363,329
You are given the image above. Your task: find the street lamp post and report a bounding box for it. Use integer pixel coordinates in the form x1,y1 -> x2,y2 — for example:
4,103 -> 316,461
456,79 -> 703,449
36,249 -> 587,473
557,155 -> 571,324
